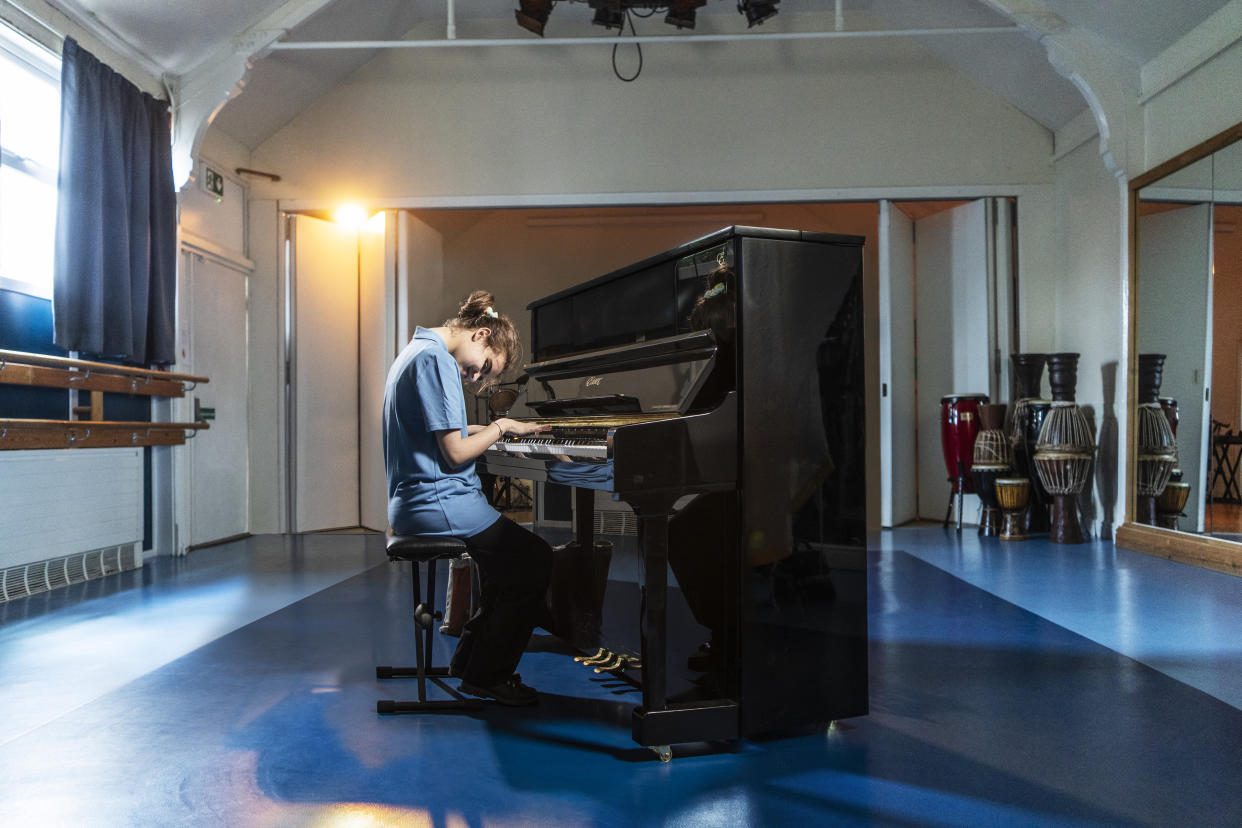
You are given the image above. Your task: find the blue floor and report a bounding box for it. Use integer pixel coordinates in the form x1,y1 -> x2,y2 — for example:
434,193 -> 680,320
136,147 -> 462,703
3,526 -> 1242,826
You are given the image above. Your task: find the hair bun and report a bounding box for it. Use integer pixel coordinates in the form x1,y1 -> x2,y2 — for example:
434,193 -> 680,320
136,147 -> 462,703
459,289 -> 496,321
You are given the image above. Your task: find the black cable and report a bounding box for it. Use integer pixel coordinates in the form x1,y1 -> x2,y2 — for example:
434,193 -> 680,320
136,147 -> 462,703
611,9 -> 643,82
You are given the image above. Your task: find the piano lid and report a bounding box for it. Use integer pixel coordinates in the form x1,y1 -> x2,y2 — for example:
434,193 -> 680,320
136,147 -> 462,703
524,330 -> 717,418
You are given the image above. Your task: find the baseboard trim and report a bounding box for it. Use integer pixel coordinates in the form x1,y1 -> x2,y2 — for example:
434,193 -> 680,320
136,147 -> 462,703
1115,522 -> 1242,577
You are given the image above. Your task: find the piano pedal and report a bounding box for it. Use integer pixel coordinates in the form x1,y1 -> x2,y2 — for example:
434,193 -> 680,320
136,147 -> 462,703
621,655 -> 641,670
574,647 -> 607,664
593,653 -> 626,673
582,648 -> 615,666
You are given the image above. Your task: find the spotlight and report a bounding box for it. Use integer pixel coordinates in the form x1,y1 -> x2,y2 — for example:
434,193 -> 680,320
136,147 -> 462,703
515,0 -> 554,36
665,0 -> 705,29
591,1 -> 624,30
738,0 -> 779,27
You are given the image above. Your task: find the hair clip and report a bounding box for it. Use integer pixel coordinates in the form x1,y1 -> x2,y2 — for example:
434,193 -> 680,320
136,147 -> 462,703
484,306 -> 499,319
704,282 -> 726,299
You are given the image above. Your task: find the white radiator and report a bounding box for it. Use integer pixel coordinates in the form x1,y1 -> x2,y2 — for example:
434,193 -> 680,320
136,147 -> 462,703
0,448 -> 144,602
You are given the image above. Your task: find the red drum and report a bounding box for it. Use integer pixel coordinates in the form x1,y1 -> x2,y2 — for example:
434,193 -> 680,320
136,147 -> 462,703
941,394 -> 989,493
1158,397 -> 1179,437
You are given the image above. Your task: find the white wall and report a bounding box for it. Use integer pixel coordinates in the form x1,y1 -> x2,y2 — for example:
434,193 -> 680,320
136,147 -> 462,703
1142,40 -> 1242,171
1052,139 -> 1128,538
425,203 -> 878,357
245,27 -> 1054,204
179,130 -> 252,256
223,25 -> 1072,539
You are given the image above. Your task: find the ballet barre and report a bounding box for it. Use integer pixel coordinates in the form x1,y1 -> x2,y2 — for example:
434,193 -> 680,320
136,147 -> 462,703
0,349 -> 210,450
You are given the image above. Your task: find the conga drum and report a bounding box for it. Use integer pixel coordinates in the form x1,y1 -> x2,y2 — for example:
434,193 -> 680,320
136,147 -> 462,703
1158,397 -> 1179,437
941,393 -> 988,530
995,477 -> 1030,540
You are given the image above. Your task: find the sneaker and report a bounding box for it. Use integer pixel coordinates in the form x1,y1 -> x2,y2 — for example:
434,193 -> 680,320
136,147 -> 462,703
458,673 -> 539,707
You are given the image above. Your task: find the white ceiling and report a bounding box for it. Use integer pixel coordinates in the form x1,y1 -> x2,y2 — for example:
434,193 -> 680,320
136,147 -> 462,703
53,0 -> 1236,149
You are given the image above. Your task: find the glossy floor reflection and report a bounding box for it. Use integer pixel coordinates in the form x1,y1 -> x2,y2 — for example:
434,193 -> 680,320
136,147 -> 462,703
2,528 -> 1241,826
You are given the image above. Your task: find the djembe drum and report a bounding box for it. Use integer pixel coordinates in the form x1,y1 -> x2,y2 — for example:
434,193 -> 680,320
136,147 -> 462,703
941,393 -> 989,531
1006,353 -> 1047,440
1158,396 -> 1183,483
1135,355 -> 1177,525
971,403 -> 1012,537
995,477 -> 1030,541
1009,354 -> 1051,535
1155,481 -> 1191,530
1021,400 -> 1053,534
1033,353 -> 1094,544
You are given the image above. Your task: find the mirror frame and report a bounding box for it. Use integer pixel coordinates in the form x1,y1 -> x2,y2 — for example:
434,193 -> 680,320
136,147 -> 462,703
1117,120 -> 1242,573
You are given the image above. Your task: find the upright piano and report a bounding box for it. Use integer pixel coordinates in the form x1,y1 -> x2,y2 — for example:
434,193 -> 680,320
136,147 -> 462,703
478,226 -> 868,755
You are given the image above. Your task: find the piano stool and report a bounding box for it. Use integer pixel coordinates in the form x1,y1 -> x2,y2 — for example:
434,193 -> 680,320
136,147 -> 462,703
376,534 -> 483,713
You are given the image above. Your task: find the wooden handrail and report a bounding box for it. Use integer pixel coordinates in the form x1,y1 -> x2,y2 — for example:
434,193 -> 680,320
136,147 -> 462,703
0,418 -> 209,429
1,361 -> 188,398
0,348 -> 209,385
0,418 -> 209,450
0,349 -> 212,450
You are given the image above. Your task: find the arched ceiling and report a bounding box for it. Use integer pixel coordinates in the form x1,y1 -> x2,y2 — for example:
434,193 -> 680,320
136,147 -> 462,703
50,0 -> 1237,149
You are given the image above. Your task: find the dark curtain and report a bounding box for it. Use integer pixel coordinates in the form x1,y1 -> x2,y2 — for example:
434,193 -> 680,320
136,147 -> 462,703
52,37 -> 176,365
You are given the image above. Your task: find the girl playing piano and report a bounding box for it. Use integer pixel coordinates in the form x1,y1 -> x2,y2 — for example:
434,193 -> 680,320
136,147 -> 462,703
382,290 -> 550,706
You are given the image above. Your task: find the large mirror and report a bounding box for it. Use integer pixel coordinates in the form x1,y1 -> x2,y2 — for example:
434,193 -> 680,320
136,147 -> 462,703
1130,122 -> 1242,555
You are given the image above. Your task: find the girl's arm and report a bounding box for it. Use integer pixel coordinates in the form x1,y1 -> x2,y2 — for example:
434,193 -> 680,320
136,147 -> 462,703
435,418 -> 547,467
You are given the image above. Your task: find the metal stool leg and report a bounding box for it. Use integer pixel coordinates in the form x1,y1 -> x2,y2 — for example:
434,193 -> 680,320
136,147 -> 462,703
377,556 -> 482,713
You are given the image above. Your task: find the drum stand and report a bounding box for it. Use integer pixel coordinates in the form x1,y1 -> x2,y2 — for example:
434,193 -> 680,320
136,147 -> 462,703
942,461 -> 968,533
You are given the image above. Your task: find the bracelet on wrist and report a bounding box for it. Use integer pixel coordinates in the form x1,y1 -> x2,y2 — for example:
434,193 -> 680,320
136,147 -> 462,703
493,421 -> 504,440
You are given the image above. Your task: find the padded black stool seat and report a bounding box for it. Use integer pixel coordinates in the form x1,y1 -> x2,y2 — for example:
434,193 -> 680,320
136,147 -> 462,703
376,534 -> 482,713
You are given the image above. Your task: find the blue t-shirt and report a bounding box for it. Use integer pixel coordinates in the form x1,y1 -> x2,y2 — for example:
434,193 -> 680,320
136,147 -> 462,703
383,327 -> 500,538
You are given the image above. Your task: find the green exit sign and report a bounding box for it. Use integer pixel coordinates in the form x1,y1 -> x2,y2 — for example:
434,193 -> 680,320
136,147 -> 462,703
203,166 -> 225,199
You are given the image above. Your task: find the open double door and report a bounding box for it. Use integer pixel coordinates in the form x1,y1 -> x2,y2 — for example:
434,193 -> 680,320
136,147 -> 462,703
879,198 -> 1016,527
286,213 -> 393,534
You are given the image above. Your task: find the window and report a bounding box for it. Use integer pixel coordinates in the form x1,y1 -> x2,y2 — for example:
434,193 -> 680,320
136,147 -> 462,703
0,23 -> 60,298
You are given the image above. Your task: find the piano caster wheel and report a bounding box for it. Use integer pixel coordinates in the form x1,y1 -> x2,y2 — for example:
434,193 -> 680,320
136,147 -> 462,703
650,745 -> 672,763
574,647 -> 606,664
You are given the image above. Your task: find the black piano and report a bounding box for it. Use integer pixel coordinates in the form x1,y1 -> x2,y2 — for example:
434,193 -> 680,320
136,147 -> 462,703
478,226 -> 868,757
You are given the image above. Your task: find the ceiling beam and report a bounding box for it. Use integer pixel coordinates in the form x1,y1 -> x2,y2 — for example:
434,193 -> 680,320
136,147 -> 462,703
266,25 -> 1026,51
1140,0 -> 1242,104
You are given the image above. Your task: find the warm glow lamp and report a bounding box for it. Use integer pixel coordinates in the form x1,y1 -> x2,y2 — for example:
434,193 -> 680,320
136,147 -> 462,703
334,204 -> 368,228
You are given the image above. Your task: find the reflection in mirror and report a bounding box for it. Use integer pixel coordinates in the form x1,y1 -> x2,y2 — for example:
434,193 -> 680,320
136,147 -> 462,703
1136,130 -> 1242,543
1209,139 -> 1242,540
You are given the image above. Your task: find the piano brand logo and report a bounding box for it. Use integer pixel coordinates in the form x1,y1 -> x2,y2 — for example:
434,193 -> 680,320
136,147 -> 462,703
586,376 -> 603,387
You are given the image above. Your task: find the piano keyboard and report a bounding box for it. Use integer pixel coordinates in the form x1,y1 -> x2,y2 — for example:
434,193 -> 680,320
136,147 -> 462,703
493,435 -> 609,460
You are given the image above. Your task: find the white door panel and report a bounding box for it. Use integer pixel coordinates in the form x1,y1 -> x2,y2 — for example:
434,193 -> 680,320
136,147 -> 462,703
180,251 -> 250,547
879,201 -> 918,526
293,216 -> 360,532
358,217 -> 393,532
915,201 -> 992,522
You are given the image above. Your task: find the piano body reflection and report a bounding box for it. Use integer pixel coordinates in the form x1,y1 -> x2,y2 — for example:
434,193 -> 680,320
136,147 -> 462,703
478,226 -> 869,752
